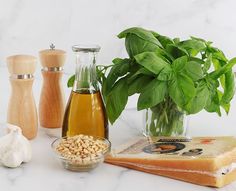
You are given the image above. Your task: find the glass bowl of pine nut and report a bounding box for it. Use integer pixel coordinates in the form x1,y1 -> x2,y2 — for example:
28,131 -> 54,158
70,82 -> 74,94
51,134 -> 111,172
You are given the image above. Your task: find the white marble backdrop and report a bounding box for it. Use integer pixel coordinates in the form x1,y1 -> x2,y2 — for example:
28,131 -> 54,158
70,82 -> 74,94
0,0 -> 236,135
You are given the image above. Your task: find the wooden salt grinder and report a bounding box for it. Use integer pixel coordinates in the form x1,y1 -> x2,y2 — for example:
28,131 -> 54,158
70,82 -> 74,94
7,55 -> 38,140
39,45 -> 66,129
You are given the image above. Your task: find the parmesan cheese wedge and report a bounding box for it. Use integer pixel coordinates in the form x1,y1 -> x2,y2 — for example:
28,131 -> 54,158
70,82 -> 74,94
105,136 -> 236,187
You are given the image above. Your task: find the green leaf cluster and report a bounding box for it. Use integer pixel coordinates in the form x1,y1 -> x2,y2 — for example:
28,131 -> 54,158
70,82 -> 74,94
69,27 -> 236,124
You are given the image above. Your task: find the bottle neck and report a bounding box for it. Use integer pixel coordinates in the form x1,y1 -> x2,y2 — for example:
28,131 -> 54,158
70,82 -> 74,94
73,51 -> 99,93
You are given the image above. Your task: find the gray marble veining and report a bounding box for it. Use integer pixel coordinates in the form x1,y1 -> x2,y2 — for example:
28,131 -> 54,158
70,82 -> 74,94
0,1 -> 236,190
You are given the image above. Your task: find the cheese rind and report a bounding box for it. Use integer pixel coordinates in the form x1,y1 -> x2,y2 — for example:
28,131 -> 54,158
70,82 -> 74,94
105,136 -> 236,187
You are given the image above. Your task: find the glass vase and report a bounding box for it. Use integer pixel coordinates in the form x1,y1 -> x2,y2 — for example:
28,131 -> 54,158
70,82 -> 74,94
143,98 -> 188,137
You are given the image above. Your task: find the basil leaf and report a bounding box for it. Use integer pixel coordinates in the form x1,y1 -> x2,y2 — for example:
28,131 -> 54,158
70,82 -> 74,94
155,34 -> 174,48
104,59 -> 130,96
190,36 -> 206,43
127,67 -> 154,83
155,48 -> 174,62
172,56 -> 188,72
134,52 -> 171,75
97,67 -> 106,85
118,27 -> 162,57
179,39 -> 206,50
137,79 -> 167,110
204,77 -> 221,115
212,58 -> 227,91
112,58 -> 129,65
184,61 -> 204,81
212,52 -> 228,62
150,31 -> 159,38
207,46 -> 228,62
221,102 -> 230,114
118,27 -> 162,47
204,90 -> 221,116
218,90 -> 231,114
109,59 -> 130,82
185,80 -> 209,114
128,75 -> 153,96
178,39 -> 206,56
155,49 -> 173,63
67,75 -> 75,88
213,58 -> 236,106
124,33 -> 159,57
203,54 -> 212,73
211,58 -> 234,105
189,57 -> 205,64
169,73 -> 196,107
166,44 -> 188,59
106,78 -> 128,124
157,70 -> 174,81
209,57 -> 236,80
173,38 -> 180,44
221,70 -> 235,104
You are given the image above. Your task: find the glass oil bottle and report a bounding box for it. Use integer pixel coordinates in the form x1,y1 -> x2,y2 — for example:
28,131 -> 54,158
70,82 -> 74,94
62,45 -> 108,138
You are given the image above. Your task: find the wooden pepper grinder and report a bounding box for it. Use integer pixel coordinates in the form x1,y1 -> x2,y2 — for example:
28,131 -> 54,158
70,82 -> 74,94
7,55 -> 38,140
39,44 -> 66,130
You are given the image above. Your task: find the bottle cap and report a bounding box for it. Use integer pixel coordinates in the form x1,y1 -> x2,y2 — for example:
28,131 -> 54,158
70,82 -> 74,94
39,44 -> 66,69
7,55 -> 37,75
72,44 -> 100,53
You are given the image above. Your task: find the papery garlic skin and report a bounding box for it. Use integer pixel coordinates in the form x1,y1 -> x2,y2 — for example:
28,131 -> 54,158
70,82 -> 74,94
0,124 -> 32,168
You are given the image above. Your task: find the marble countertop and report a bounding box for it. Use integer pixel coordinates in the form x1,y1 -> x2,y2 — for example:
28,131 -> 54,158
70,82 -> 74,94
3,125 -> 235,191
0,66 -> 236,191
1,0 -> 236,190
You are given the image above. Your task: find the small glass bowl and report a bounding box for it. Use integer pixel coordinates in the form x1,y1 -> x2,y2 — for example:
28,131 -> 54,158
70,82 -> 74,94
51,136 -> 111,172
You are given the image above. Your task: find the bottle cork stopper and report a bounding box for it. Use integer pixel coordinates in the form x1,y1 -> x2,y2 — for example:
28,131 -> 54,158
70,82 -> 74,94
39,44 -> 66,68
7,55 -> 37,75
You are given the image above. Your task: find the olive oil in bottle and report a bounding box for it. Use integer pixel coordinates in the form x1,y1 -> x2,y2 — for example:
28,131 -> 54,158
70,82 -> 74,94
62,45 -> 108,138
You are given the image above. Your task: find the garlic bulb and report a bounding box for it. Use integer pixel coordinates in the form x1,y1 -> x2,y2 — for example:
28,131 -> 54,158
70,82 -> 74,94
0,124 -> 32,168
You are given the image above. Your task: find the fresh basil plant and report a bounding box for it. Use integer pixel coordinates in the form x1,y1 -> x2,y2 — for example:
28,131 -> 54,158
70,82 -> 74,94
68,27 -> 236,130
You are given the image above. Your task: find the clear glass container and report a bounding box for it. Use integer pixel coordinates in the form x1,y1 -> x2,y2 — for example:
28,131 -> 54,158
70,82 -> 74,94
143,98 -> 188,137
62,45 -> 108,138
51,136 -> 111,172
